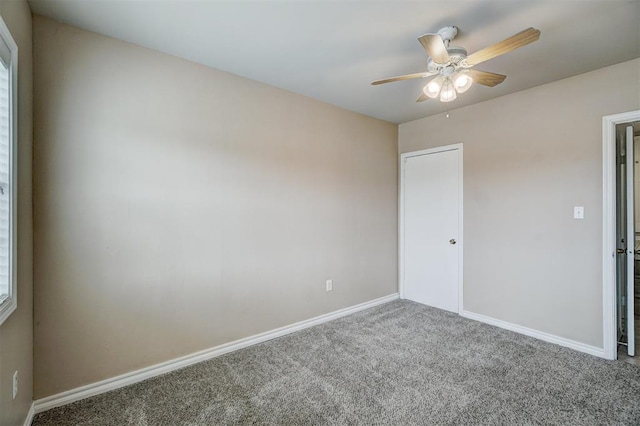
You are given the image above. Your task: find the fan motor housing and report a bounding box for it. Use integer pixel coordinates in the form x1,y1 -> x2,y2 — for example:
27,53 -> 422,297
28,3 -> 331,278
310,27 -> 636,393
426,46 -> 468,72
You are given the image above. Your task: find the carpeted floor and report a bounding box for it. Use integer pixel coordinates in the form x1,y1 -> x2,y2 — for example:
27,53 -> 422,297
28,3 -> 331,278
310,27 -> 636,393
33,300 -> 640,425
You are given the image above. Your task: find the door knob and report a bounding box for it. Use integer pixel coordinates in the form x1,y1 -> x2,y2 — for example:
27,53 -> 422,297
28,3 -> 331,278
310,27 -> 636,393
617,248 -> 626,254
450,239 -> 456,245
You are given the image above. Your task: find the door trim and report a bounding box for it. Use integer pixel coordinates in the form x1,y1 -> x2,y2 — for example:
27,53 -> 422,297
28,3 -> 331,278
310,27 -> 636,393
399,143 -> 463,313
602,110 -> 640,360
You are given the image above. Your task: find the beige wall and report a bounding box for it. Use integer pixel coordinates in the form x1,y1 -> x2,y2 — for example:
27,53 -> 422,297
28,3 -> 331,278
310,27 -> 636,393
400,58 -> 640,349
33,16 -> 398,398
0,0 -> 33,425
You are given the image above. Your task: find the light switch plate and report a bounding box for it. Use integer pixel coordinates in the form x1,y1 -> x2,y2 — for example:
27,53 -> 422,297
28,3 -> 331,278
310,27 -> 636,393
574,206 -> 584,219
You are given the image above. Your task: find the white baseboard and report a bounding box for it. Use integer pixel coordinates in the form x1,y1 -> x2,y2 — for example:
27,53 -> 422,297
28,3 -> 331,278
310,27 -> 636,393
460,310 -> 605,358
33,293 -> 399,415
23,402 -> 35,426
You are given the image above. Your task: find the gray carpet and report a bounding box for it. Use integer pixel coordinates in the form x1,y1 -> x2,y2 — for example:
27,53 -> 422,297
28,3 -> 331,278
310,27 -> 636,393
33,300 -> 640,425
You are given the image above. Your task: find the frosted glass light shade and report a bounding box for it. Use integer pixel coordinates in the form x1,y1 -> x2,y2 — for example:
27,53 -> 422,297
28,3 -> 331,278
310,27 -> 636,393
453,72 -> 473,93
440,78 -> 457,102
423,76 -> 444,99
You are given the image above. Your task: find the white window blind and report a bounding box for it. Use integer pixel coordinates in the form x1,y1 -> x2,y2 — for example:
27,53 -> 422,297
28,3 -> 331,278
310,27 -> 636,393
0,16 -> 16,326
0,60 -> 8,305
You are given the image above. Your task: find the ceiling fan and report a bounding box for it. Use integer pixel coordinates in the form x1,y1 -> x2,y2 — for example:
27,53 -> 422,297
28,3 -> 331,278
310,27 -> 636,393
371,26 -> 540,103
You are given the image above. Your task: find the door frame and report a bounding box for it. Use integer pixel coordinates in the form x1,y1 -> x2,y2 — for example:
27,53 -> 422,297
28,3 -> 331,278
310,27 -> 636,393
602,110 -> 640,360
399,143 -> 464,313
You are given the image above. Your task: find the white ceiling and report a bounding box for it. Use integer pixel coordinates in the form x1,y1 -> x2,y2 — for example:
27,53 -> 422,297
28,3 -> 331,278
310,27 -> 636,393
28,0 -> 640,124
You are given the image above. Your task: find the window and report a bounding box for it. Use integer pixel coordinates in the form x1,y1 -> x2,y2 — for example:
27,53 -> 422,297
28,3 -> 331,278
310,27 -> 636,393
0,16 -> 17,326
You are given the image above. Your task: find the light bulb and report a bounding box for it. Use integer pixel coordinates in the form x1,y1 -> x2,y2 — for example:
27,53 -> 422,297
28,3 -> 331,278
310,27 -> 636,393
453,72 -> 473,93
440,78 -> 457,102
423,76 -> 444,99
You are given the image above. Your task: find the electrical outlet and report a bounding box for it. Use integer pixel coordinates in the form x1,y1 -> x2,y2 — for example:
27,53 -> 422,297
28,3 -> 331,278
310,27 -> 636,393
12,371 -> 17,399
325,279 -> 333,292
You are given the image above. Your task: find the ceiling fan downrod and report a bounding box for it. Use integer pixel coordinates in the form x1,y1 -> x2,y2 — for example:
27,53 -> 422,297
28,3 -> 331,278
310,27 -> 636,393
437,26 -> 458,48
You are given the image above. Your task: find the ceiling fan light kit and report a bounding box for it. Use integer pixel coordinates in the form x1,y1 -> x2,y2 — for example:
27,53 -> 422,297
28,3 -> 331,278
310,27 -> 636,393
372,26 -> 541,104
423,67 -> 472,102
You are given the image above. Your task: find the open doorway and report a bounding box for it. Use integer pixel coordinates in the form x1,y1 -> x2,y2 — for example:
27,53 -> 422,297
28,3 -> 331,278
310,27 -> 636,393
615,121 -> 640,363
603,110 -> 640,361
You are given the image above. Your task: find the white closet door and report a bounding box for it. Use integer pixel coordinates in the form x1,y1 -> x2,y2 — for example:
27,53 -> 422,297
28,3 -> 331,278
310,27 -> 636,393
402,147 -> 461,313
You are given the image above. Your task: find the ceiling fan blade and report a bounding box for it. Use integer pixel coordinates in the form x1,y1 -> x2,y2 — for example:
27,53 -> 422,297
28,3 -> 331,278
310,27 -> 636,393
371,71 -> 435,86
418,34 -> 450,64
416,92 -> 429,102
464,28 -> 540,66
466,69 -> 507,87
